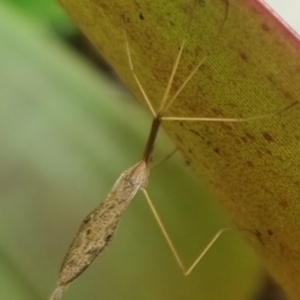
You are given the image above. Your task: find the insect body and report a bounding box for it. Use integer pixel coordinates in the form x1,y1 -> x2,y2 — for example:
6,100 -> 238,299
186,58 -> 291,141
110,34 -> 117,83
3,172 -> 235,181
60,161 -> 148,284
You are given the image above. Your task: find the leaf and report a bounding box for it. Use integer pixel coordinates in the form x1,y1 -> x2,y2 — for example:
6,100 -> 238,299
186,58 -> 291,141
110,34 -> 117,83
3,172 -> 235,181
57,0 -> 300,298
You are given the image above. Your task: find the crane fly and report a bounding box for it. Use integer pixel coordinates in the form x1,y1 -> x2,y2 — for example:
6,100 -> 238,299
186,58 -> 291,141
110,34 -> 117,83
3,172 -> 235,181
49,1 -> 298,299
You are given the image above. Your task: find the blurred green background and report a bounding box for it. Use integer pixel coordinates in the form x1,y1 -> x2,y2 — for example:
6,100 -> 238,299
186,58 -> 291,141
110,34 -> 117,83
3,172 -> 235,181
1,1 -> 289,300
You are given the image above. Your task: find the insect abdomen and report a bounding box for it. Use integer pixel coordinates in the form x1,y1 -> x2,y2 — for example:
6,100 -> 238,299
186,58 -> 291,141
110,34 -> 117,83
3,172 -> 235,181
57,161 -> 148,286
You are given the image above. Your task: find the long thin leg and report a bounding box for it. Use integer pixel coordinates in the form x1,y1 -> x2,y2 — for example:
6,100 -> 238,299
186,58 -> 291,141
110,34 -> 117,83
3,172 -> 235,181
141,188 -> 232,276
162,100 -> 298,123
122,16 -> 156,117
161,56 -> 207,115
122,8 -> 193,118
150,148 -> 178,169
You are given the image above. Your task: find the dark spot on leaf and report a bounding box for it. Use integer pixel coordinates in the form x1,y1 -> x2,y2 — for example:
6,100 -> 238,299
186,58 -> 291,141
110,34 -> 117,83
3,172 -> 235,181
261,23 -> 270,32
263,132 -> 273,142
139,13 -> 144,20
86,229 -> 91,235
213,147 -> 220,154
188,148 -> 192,154
267,229 -> 273,235
239,51 -> 248,62
246,160 -> 254,167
